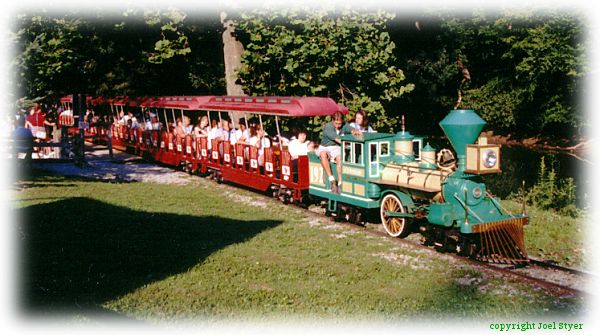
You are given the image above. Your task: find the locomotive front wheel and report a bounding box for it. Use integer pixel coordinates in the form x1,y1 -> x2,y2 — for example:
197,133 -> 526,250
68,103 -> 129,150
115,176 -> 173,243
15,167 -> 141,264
380,194 -> 410,238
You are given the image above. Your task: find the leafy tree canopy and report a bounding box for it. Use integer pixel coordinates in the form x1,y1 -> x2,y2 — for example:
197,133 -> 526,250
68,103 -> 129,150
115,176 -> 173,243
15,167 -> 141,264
394,9 -> 585,137
10,7 -> 585,139
11,8 -> 225,105
235,8 -> 414,132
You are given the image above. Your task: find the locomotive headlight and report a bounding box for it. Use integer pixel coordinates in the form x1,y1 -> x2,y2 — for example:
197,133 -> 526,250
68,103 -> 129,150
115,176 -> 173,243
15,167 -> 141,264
472,186 -> 482,199
482,149 -> 497,168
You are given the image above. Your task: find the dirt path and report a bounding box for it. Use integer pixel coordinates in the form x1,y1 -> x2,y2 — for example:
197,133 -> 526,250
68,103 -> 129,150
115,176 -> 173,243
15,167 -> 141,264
32,143 -> 195,185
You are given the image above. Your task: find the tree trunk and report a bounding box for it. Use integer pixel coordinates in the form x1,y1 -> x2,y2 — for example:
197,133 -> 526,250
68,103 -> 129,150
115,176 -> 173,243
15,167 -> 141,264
221,12 -> 246,126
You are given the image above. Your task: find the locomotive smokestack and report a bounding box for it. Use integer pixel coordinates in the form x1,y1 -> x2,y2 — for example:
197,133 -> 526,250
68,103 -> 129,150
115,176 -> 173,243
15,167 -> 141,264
438,109 -> 486,171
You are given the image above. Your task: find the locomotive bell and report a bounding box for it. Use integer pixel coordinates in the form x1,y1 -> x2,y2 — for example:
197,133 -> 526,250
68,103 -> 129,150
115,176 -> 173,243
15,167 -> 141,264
438,109 -> 486,171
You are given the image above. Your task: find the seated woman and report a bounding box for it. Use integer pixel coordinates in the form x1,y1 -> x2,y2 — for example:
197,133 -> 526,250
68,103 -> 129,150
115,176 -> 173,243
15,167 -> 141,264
194,116 -> 209,138
208,119 -> 223,151
231,118 -> 249,145
287,129 -> 309,159
247,124 -> 271,167
349,110 -> 375,133
287,130 -> 310,182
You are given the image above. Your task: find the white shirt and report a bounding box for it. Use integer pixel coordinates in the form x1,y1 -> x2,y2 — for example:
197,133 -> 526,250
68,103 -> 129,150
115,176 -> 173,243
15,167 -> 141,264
221,128 -> 235,141
209,127 -> 223,140
118,115 -> 129,125
349,122 -> 375,133
231,128 -> 249,145
288,138 -> 308,158
249,136 -> 271,155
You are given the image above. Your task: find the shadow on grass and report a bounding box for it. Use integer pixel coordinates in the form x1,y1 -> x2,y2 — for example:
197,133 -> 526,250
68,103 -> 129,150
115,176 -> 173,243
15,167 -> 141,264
17,197 -> 282,316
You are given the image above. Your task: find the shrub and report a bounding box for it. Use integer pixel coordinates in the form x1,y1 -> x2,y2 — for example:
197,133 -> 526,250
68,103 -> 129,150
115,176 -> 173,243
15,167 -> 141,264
525,157 -> 580,217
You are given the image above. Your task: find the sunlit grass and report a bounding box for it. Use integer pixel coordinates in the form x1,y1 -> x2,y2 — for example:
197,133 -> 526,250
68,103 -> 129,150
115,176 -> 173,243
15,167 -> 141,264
13,173 -> 584,320
503,200 -> 585,268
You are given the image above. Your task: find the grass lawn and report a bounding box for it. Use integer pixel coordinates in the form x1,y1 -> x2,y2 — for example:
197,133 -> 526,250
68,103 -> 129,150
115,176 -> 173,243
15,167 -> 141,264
503,200 -> 586,268
12,171 -> 584,321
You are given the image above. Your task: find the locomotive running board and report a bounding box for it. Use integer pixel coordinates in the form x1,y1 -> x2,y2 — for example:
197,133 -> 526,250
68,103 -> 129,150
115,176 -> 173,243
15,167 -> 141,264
472,217 -> 529,264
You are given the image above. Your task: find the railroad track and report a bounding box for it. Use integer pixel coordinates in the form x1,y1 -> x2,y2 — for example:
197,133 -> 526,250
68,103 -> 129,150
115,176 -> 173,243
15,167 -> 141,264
302,204 -> 590,298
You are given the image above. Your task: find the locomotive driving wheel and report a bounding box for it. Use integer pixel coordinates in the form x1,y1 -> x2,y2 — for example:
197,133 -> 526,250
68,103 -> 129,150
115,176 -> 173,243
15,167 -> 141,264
380,194 -> 411,238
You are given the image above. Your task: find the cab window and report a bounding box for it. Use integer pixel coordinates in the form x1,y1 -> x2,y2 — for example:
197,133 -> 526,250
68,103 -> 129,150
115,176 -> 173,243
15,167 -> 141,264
342,141 -> 364,166
380,142 -> 389,156
343,142 -> 352,163
353,143 -> 362,165
370,142 -> 379,177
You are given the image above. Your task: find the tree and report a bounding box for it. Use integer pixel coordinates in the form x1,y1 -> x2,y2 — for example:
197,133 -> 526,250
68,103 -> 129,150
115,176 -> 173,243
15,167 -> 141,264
392,10 -> 585,137
235,8 -> 414,132
11,8 -> 225,104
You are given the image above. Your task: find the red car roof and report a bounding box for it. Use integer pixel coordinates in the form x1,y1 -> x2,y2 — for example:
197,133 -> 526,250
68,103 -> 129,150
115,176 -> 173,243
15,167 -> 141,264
197,96 -> 348,117
60,95 -> 348,117
143,96 -> 215,109
59,95 -> 104,106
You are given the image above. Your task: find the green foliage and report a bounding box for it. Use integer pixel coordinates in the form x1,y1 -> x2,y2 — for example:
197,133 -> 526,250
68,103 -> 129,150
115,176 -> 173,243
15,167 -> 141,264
11,9 -> 225,101
461,78 -> 524,130
524,157 -> 580,217
236,8 -> 414,132
396,10 -> 585,137
145,9 -> 192,64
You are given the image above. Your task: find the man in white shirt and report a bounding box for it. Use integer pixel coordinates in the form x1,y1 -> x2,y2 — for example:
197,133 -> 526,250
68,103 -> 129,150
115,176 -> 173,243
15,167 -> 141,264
221,119 -> 236,142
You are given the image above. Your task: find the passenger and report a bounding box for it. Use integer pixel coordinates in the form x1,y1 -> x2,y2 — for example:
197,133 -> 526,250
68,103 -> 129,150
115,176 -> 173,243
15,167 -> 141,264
248,125 -> 271,167
118,111 -> 127,125
221,118 -> 236,142
316,111 -> 359,193
207,119 -> 219,150
194,116 -> 209,138
149,114 -> 162,130
349,110 -> 375,133
247,125 -> 259,158
278,135 -> 290,146
208,119 -> 224,151
287,130 -> 309,159
143,110 -> 151,125
85,108 -> 94,124
209,119 -> 224,139
175,117 -> 185,137
183,116 -> 192,135
25,104 -> 47,141
13,116 -> 34,162
232,119 -> 249,144
144,114 -> 152,130
127,112 -> 138,129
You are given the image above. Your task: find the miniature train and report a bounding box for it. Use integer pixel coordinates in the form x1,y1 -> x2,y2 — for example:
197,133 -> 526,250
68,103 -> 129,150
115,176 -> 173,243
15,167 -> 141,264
59,95 -> 529,264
